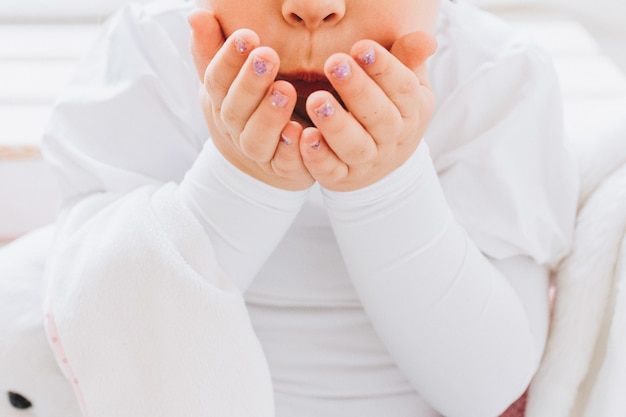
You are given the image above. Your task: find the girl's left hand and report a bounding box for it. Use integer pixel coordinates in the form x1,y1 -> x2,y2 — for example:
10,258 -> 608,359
300,32 -> 437,192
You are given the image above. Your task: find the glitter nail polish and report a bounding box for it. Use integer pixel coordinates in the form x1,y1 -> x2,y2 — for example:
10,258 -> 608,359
271,89 -> 288,108
234,37 -> 248,54
330,61 -> 351,79
314,100 -> 335,119
358,48 -> 376,65
253,56 -> 272,76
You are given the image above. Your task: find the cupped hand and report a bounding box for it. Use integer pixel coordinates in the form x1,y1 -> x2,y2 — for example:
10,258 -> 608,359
188,10 -> 314,191
299,32 -> 438,192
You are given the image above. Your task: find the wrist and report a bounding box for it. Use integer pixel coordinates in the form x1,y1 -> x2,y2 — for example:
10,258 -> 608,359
212,138 -> 315,192
199,139 -> 311,210
321,141 -> 453,249
177,139 -> 311,291
321,142 -> 430,208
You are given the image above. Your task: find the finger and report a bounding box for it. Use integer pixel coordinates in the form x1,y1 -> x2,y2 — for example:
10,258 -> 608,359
222,46 -> 281,142
323,53 -> 402,148
204,29 -> 260,109
188,9 -> 224,81
300,127 -> 348,189
270,121 -> 311,185
239,80 -> 296,162
305,90 -> 378,165
278,120 -> 302,148
349,37 -> 433,119
390,31 -> 438,79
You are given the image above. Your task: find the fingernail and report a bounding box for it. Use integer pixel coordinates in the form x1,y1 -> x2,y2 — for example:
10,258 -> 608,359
330,60 -> 351,79
234,37 -> 248,54
253,56 -> 273,76
358,47 -> 376,65
280,134 -> 293,145
314,100 -> 334,119
270,89 -> 288,108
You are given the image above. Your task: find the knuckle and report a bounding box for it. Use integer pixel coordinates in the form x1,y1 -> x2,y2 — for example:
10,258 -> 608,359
273,150 -> 304,175
203,69 -> 228,93
240,136 -> 269,162
199,88 -> 214,113
398,72 -> 419,95
320,163 -> 347,184
344,144 -> 376,165
388,118 -> 404,138
356,101 -> 390,129
270,159 -> 294,177
398,80 -> 418,96
219,104 -> 240,129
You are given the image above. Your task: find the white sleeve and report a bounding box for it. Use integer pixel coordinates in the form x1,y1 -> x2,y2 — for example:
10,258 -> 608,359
323,143 -> 541,417
322,17 -> 579,414
177,140 -> 310,291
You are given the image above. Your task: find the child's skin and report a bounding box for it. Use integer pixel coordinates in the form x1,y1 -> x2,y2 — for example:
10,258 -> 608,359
189,0 -> 440,192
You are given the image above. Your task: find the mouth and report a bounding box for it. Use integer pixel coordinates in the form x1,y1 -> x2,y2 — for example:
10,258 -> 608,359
277,71 -> 343,126
277,71 -> 335,99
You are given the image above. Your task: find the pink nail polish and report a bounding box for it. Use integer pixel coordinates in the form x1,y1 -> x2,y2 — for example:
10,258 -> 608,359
314,100 -> 334,118
253,56 -> 273,76
271,89 -> 288,108
358,47 -> 376,65
234,37 -> 248,54
330,61 -> 351,79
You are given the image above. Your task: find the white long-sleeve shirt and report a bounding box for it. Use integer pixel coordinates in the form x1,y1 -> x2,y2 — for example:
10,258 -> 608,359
42,1 -> 579,416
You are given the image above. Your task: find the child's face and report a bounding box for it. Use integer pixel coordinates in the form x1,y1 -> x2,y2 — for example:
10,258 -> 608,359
197,0 -> 440,79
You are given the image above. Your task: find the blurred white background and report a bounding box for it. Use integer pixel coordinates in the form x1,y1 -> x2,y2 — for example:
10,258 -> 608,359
0,0 -> 154,21
471,0 -> 626,72
0,0 -> 624,71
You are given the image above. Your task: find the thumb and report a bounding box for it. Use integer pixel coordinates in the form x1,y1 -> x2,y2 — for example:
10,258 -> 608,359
188,9 -> 225,81
390,31 -> 437,84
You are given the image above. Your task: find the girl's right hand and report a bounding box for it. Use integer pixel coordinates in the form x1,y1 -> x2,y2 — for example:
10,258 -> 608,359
188,10 -> 314,191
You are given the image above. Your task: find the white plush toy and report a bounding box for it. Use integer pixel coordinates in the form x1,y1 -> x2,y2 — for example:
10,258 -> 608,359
0,226 -> 80,417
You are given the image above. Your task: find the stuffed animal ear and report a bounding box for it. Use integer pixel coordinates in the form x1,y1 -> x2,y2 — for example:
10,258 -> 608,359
8,391 -> 32,409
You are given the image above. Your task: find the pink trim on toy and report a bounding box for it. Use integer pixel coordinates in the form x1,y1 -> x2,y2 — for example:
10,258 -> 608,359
499,390 -> 528,417
44,305 -> 89,417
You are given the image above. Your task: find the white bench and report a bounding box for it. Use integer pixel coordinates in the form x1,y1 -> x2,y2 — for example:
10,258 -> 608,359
1,7 -> 626,242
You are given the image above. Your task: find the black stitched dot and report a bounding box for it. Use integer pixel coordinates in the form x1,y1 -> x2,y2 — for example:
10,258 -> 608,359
8,392 -> 32,409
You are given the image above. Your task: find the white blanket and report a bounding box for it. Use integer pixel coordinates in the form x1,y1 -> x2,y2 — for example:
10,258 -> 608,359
527,105 -> 626,417
43,186 -> 275,417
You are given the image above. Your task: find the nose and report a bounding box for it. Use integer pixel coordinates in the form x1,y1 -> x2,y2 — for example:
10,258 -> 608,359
282,0 -> 346,29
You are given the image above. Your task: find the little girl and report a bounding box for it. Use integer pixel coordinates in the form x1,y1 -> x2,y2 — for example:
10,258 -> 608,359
39,0 -> 579,416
